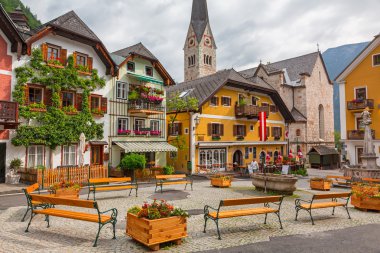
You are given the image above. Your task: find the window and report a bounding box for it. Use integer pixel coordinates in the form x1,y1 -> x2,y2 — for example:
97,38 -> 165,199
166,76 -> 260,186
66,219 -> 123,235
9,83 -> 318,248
118,118 -> 129,131
29,87 -> 43,104
373,54 -> 380,66
62,91 -> 75,107
170,152 -> 177,159
270,105 -> 278,113
134,119 -> 145,131
211,123 -> 223,136
169,123 -> 182,136
253,147 -> 257,158
210,96 -> 218,106
27,146 -> 44,168
209,56 -> 212,65
261,102 -> 269,107
179,89 -> 193,98
272,127 -> 282,139
356,117 -> 364,130
116,82 -> 128,99
251,97 -> 258,106
76,53 -> 87,66
47,44 -> 60,60
250,125 -> 254,131
266,127 -> 270,137
234,125 -> 246,136
238,94 -> 245,105
150,120 -> 160,131
62,145 -> 76,166
221,96 -> 231,106
355,87 -> 367,100
145,66 -> 153,77
245,147 -> 249,159
319,104 -> 325,139
296,129 -> 301,137
127,61 -> 135,72
91,96 -> 101,111
185,128 -> 189,134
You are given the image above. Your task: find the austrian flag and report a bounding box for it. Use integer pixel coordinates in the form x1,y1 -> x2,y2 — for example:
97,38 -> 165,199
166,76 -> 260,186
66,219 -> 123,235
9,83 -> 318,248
259,111 -> 267,141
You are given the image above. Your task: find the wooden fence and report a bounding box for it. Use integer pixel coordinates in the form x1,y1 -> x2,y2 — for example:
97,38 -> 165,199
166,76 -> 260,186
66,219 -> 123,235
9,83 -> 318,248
37,165 -> 108,189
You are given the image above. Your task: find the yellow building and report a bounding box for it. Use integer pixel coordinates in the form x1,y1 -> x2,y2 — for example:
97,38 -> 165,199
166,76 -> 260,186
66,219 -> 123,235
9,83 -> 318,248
166,69 -> 294,173
336,34 -> 380,165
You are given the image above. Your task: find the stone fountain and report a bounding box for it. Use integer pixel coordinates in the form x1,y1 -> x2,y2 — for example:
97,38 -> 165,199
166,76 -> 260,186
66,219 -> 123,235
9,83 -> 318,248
344,107 -> 380,179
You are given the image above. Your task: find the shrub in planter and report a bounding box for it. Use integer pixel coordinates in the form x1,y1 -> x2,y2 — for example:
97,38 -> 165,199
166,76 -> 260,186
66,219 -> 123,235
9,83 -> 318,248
50,180 -> 81,199
351,184 -> 380,211
163,165 -> 174,175
10,158 -> 23,171
120,153 -> 146,180
211,174 -> 232,188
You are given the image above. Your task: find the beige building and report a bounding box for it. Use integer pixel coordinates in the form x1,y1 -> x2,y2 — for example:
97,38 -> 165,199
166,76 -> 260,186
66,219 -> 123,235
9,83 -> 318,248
240,52 -> 335,156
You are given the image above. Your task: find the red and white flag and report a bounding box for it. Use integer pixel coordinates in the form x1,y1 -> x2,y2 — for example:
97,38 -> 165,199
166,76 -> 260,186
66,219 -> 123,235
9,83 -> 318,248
259,111 -> 267,141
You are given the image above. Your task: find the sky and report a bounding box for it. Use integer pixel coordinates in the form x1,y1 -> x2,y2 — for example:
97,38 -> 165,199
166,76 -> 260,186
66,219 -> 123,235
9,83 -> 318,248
23,0 -> 380,82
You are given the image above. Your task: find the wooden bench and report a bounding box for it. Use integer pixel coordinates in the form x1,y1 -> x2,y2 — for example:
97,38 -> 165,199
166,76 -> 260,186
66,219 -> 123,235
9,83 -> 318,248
362,178 -> 380,184
203,196 -> 284,239
21,183 -> 47,222
295,192 -> 351,225
87,177 -> 138,201
326,175 -> 352,187
155,174 -> 193,193
25,194 -> 117,247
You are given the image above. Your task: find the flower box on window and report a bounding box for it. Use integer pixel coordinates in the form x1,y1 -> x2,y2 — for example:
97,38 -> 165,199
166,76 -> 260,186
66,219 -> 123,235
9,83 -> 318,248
91,108 -> 104,117
274,136 -> 281,140
47,58 -> 64,69
118,130 -> 132,136
212,135 -> 221,141
134,130 -> 149,136
236,135 -> 244,141
150,130 -> 161,136
29,103 -> 47,112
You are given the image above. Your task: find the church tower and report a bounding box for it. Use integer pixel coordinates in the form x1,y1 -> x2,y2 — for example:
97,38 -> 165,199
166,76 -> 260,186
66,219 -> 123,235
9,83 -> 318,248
184,0 -> 217,81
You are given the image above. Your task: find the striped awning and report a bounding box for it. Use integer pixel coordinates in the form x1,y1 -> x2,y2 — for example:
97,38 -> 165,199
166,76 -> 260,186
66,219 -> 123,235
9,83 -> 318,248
114,141 -> 177,153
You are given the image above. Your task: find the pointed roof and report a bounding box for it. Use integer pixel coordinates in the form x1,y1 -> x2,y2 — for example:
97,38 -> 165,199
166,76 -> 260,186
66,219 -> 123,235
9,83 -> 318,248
291,108 -> 307,122
191,0 -> 209,43
0,4 -> 25,57
112,42 -> 158,61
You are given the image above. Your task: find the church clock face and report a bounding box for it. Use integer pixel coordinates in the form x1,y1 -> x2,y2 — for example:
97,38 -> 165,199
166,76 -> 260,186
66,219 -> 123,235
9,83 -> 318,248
188,36 -> 195,47
204,35 -> 212,47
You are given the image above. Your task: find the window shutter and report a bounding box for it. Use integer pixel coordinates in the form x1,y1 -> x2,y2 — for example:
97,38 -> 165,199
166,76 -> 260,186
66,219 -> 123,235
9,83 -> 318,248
280,127 -> 283,137
271,127 -> 275,137
44,88 -> 52,107
76,93 -> 83,111
41,43 -> 48,62
72,52 -> 77,67
87,57 -> 93,72
178,123 -> 182,135
101,97 -> 108,114
168,124 -> 172,136
207,123 -> 212,136
233,125 -> 237,136
60,49 -> 67,65
220,124 -> 224,136
244,125 -> 247,136
266,127 -> 270,137
215,97 -> 219,106
24,85 -> 29,105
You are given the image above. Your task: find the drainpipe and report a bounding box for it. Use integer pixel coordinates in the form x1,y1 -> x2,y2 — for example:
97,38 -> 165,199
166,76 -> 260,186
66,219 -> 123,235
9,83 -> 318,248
189,112 -> 194,174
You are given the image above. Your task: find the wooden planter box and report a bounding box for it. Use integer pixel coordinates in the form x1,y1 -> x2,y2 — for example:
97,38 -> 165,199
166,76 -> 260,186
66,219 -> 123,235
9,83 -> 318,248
126,213 -> 187,251
351,195 -> 380,211
310,180 -> 331,191
211,178 -> 231,188
54,188 -> 79,199
30,108 -> 47,112
109,169 -> 124,178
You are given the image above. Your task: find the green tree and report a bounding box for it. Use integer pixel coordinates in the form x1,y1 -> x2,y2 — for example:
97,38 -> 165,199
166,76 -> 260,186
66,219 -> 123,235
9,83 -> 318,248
0,0 -> 41,29
334,131 -> 342,151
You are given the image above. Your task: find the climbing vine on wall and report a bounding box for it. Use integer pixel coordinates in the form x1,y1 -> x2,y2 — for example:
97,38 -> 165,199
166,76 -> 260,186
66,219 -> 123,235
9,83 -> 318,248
11,48 -> 105,149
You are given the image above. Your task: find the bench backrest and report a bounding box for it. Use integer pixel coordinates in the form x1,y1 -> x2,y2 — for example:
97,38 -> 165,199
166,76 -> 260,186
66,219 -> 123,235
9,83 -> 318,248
221,196 -> 282,207
362,178 -> 380,183
89,177 -> 132,184
313,192 -> 351,200
156,174 -> 186,180
25,183 -> 39,194
30,194 -> 95,209
326,175 -> 351,180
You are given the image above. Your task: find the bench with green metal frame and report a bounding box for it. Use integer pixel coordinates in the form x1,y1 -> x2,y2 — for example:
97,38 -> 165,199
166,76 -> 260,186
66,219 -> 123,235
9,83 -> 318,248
21,183 -> 48,222
295,192 -> 351,225
155,174 -> 193,193
87,177 -> 138,201
203,196 -> 284,240
25,194 -> 118,247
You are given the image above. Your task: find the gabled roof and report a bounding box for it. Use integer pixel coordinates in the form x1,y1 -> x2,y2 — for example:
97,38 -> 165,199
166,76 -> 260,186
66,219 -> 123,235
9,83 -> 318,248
112,42 -> 158,61
166,69 -> 294,122
291,108 -> 307,122
307,145 -> 339,156
335,35 -> 380,82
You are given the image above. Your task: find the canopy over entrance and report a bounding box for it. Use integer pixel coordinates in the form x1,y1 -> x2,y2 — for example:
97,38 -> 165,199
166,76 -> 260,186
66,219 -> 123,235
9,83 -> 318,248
114,142 -> 177,153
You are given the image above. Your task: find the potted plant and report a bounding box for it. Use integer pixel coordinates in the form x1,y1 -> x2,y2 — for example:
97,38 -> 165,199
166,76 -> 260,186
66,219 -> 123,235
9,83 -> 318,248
128,90 -> 139,101
211,174 -> 233,188
310,177 -> 332,191
120,153 -> 146,180
6,158 -> 22,184
126,199 -> 189,251
118,129 -> 132,136
50,180 -> 81,199
351,184 -> 380,211
163,165 -> 174,175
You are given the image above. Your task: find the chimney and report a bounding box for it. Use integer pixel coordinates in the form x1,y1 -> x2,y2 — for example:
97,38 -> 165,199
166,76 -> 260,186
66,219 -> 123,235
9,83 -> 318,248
8,5 -> 30,31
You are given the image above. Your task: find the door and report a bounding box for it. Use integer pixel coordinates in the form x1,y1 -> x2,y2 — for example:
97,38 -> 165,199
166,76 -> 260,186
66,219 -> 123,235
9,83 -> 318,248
91,145 -> 103,166
356,147 -> 364,165
0,143 -> 6,183
233,150 -> 243,167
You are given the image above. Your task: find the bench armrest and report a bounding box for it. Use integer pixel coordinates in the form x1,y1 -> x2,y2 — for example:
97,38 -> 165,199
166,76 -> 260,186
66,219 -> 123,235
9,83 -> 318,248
265,196 -> 284,211
295,198 -> 312,207
204,205 -> 219,216
99,208 -> 118,221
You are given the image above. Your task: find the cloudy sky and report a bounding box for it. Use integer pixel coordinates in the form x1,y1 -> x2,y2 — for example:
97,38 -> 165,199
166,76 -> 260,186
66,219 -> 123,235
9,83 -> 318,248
23,0 -> 380,82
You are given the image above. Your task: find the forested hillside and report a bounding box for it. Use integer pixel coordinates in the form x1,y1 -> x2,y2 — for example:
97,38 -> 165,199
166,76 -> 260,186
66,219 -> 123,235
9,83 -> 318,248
0,0 -> 41,29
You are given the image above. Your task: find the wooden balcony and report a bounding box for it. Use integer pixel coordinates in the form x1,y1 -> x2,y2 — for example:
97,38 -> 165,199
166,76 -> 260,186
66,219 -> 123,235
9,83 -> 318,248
0,101 -> 18,129
128,101 -> 164,115
347,99 -> 374,111
235,105 -> 269,119
347,130 -> 375,140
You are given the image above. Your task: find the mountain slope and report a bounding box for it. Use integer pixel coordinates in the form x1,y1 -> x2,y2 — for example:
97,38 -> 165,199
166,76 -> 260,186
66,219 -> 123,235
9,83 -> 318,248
0,0 -> 41,29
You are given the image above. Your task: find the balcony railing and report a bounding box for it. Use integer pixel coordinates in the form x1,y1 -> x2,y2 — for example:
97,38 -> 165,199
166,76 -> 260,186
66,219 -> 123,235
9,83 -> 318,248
118,128 -> 164,138
347,99 -> 374,110
347,130 -> 375,140
0,101 -> 18,129
235,105 -> 269,118
128,100 -> 164,114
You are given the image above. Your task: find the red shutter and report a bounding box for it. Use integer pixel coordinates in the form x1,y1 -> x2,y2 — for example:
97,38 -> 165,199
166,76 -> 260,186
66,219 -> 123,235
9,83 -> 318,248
87,57 -> 93,72
233,125 -> 237,136
59,49 -> 67,66
244,125 -> 247,136
44,88 -> 52,107
73,52 -> 77,67
24,86 -> 29,105
101,97 -> 107,114
76,93 -> 83,111
41,43 -> 48,62
220,124 -> 224,136
207,123 -> 212,136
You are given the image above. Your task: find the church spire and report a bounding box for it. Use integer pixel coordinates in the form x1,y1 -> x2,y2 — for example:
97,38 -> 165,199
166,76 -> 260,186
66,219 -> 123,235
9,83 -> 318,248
191,0 -> 209,43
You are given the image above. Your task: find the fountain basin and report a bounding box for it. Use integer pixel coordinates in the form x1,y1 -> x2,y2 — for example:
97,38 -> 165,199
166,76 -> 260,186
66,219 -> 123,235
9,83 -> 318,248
252,173 -> 298,195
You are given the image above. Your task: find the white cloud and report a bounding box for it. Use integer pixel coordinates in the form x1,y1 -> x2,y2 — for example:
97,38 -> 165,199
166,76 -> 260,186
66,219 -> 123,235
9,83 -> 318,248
22,0 -> 380,82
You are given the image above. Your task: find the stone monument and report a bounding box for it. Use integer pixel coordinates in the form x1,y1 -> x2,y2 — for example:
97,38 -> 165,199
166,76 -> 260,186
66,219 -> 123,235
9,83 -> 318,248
344,107 -> 380,179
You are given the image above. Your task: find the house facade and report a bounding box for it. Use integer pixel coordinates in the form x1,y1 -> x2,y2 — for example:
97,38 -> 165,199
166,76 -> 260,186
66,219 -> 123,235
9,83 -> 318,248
109,43 -> 177,168
0,7 -> 116,174
336,34 -> 380,166
166,69 -> 294,173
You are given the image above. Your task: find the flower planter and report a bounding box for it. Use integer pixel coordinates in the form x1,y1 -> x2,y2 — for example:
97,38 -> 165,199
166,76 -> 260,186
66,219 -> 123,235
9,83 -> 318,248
351,195 -> 380,211
310,180 -> 331,191
64,111 -> 78,115
211,178 -> 231,188
92,113 -> 104,118
77,70 -> 92,76
126,213 -> 187,251
252,173 -> 298,195
47,63 -> 64,69
54,188 -> 79,199
30,108 -> 47,112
